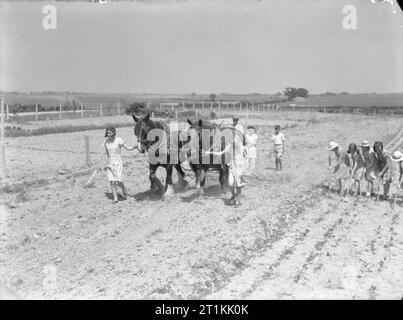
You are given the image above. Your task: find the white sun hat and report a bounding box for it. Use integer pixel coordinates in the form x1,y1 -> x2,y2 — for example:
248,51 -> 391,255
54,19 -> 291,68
327,141 -> 339,151
391,150 -> 403,162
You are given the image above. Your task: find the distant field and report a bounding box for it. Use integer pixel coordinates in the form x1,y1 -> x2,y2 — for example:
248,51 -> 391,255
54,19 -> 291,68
2,92 -> 276,110
2,92 -> 403,121
289,93 -> 403,107
3,92 -> 403,109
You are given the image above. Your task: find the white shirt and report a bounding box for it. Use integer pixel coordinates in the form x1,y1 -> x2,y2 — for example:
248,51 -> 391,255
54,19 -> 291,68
234,123 -> 244,134
271,132 -> 285,145
245,133 -> 258,146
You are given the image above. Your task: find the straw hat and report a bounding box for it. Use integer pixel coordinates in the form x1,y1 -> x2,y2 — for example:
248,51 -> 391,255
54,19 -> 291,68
327,141 -> 339,151
232,117 -> 239,121
359,140 -> 370,148
391,150 -> 403,162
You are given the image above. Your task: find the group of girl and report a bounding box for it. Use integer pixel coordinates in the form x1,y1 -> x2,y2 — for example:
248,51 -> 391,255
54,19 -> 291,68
327,140 -> 403,201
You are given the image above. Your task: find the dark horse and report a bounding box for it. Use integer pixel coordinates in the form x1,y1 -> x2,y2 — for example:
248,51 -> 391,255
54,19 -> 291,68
185,119 -> 229,196
132,113 -> 187,198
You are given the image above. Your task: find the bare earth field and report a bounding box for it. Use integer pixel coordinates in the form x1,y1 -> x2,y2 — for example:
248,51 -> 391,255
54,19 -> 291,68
0,112 -> 402,299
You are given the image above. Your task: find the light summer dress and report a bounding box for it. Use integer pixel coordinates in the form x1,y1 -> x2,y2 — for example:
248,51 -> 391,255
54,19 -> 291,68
245,132 -> 258,172
103,137 -> 125,182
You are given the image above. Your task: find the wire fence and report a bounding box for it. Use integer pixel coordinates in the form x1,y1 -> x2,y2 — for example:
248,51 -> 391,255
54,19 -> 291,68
5,100 -> 403,124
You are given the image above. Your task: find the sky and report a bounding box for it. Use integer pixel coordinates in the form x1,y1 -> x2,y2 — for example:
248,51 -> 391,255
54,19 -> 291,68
0,0 -> 402,94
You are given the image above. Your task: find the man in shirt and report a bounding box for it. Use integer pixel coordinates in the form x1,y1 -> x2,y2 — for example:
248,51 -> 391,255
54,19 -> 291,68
232,117 -> 244,134
271,124 -> 285,171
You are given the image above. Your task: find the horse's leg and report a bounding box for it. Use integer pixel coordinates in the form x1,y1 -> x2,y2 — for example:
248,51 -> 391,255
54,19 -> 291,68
163,164 -> 175,198
194,166 -> 205,196
199,168 -> 207,196
218,165 -> 227,194
175,163 -> 187,188
149,164 -> 160,193
195,166 -> 201,190
235,187 -> 242,205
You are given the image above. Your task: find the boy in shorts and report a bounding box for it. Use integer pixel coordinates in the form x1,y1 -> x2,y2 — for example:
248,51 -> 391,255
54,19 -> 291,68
271,125 -> 285,171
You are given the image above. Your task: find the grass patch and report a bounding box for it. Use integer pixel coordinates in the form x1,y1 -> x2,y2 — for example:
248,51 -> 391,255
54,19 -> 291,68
306,117 -> 320,126
5,122 -> 135,137
283,122 -> 299,129
5,110 -> 216,137
1,183 -> 29,203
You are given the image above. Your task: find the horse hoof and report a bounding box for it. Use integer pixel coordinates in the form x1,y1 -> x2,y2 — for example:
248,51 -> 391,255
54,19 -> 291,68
178,179 -> 188,189
162,185 -> 175,199
197,188 -> 205,197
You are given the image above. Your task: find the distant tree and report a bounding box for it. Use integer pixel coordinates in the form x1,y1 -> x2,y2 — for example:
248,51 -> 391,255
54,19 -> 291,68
339,91 -> 350,95
191,92 -> 196,100
124,101 -> 146,115
283,87 -> 309,101
210,93 -> 216,101
322,92 -> 337,96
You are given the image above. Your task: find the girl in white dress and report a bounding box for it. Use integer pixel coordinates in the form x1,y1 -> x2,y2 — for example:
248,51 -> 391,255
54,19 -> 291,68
245,126 -> 258,175
103,127 -> 137,203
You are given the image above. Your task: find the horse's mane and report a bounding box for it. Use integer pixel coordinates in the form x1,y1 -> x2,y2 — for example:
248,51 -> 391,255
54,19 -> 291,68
146,118 -> 187,151
146,118 -> 167,131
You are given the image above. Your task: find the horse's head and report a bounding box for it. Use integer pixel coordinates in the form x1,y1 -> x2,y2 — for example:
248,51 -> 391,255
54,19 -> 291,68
132,113 -> 154,153
185,119 -> 221,159
186,119 -> 216,136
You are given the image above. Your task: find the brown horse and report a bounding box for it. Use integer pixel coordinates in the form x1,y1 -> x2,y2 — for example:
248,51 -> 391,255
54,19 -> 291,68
132,113 -> 188,198
185,119 -> 229,196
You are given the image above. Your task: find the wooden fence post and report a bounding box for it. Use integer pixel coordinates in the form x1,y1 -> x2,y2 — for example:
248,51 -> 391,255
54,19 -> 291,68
85,135 -> 91,167
59,103 -> 62,120
100,103 -> 103,117
35,103 -> 38,121
1,98 -> 7,179
81,103 -> 84,119
117,102 -> 120,115
202,101 -> 205,110
6,104 -> 9,120
192,101 -> 195,109
176,109 -> 178,119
